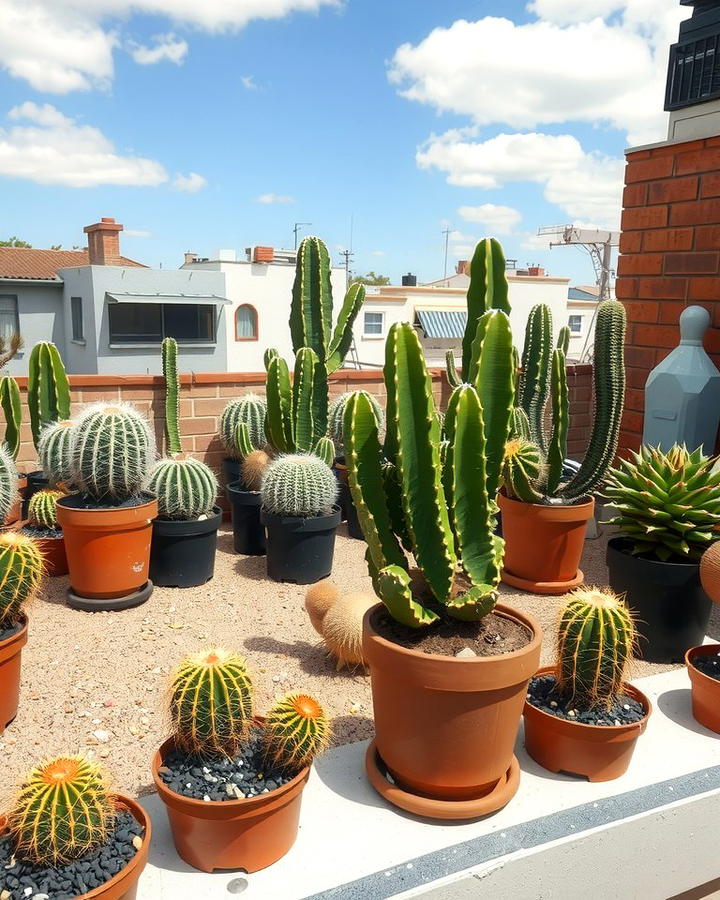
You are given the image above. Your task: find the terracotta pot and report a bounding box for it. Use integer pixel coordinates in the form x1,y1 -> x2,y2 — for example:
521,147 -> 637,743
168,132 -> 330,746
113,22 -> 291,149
498,493 -> 594,594
686,645 -> 720,734
152,734 -> 310,873
4,475 -> 26,527
20,529 -> 68,577
56,495 -> 158,600
363,602 -> 542,810
0,615 -> 27,734
523,666 -> 651,782
0,794 -> 150,900
700,542 -> 720,604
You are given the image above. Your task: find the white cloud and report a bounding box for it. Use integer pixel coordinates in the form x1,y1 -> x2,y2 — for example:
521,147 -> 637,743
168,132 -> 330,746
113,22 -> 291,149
241,75 -> 257,90
372,250 -> 386,257
458,203 -> 522,235
129,33 -> 188,65
173,172 -> 207,192
255,192 -> 294,204
124,228 -> 152,237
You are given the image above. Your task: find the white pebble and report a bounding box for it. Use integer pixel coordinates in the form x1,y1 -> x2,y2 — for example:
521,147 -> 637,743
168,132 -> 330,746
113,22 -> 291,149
623,704 -> 630,710
132,835 -> 143,851
568,710 -> 576,717
549,701 -> 558,708
203,795 -> 211,802
186,782 -> 192,789
202,767 -> 210,774
24,888 -> 33,898
33,895 -> 50,900
614,720 -> 621,726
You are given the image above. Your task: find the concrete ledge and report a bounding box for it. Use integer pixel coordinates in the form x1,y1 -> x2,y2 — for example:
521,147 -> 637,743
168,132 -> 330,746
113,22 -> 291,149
137,666 -> 720,899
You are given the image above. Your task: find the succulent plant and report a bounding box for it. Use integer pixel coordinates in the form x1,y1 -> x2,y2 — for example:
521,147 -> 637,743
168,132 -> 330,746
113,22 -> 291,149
27,342 -> 71,451
0,442 -> 18,524
604,444 -> 720,561
162,337 -> 181,455
37,420 -> 74,486
146,457 -> 217,520
263,693 -> 330,771
7,755 -> 114,865
556,586 -> 636,709
328,391 -> 383,456
0,375 -> 21,460
69,403 -> 154,500
240,449 -> 272,492
261,453 -> 339,518
169,649 -> 254,757
220,395 -> 267,459
27,489 -> 63,530
502,438 -> 544,503
0,531 -> 45,629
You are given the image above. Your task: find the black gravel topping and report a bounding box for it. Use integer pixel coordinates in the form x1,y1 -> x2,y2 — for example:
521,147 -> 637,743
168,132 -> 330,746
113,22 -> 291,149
0,620 -> 23,644
20,525 -> 63,540
57,493 -> 154,511
0,810 -> 142,900
158,726 -> 296,802
527,674 -> 645,726
691,653 -> 720,683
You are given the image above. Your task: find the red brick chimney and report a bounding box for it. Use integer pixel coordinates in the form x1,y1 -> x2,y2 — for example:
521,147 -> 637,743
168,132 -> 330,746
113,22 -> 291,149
84,217 -> 123,265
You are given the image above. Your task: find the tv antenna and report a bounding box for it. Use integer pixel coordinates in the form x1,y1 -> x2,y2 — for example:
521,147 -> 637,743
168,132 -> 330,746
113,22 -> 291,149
293,222 -> 312,250
442,226 -> 452,279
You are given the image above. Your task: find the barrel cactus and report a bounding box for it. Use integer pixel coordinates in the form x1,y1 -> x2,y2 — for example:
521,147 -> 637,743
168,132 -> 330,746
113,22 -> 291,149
240,449 -> 271,492
328,391 -> 383,456
556,587 -> 636,710
0,376 -> 21,460
220,395 -> 267,459
27,341 -> 71,451
169,649 -> 254,757
7,756 -> 114,864
261,454 -> 339,518
0,532 -> 45,628
263,693 -> 330,771
69,403 -> 154,500
502,438 -> 544,503
28,489 -> 63,531
146,457 -> 218,520
38,420 -> 74,486
0,442 -> 18,524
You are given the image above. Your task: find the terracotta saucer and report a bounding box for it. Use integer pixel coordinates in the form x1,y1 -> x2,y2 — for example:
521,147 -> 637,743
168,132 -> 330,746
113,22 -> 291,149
501,568 -> 584,595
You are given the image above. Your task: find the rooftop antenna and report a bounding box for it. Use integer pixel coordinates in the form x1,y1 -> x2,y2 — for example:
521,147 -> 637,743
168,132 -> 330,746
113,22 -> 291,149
293,222 -> 311,250
442,226 -> 452,280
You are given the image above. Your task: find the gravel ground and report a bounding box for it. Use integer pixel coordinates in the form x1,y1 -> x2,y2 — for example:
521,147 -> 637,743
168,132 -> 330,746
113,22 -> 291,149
0,524 -> 716,799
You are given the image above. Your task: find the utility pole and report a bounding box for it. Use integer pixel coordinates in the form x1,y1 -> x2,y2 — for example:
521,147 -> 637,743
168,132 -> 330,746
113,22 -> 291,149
293,222 -> 311,250
339,248 -> 354,288
442,226 -> 451,280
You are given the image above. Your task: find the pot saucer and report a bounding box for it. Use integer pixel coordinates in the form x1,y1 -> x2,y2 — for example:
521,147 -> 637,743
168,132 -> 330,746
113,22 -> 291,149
67,580 -> 154,612
500,568 -> 584,595
365,740 -> 520,821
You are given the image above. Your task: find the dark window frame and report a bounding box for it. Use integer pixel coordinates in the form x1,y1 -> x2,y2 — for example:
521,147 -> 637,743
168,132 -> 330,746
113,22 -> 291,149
71,296 -> 84,341
0,294 -> 20,339
108,302 -> 216,345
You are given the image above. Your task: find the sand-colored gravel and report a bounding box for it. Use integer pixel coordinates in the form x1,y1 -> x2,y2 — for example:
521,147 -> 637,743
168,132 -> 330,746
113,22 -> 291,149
0,525 -> 716,799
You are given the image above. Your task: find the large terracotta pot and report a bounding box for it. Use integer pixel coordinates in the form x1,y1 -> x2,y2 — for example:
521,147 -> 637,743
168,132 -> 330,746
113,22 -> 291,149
362,602 -> 541,817
56,495 -> 158,603
686,644 -> 720,734
0,794 -> 150,900
0,615 -> 27,733
152,734 -> 310,873
523,667 -> 651,782
498,493 -> 594,594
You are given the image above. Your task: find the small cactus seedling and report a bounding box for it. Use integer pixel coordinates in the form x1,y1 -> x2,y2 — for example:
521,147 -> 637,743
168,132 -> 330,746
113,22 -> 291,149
263,693 -> 330,771
261,453 -> 338,518
220,395 -> 267,458
27,489 -> 63,530
240,448 -> 272,492
0,531 -> 44,629
37,420 -> 74,486
169,649 -> 254,757
146,457 -> 218,520
6,756 -> 114,864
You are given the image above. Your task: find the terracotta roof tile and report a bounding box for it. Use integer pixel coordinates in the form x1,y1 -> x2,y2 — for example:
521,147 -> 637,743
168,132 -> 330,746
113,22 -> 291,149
0,247 -> 145,281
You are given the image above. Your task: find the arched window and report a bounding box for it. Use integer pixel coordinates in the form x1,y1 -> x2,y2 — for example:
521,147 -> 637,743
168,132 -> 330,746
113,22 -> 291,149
235,304 -> 258,341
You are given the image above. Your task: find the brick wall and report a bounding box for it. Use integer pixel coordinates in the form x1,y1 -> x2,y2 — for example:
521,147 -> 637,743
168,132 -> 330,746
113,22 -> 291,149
616,136 -> 720,453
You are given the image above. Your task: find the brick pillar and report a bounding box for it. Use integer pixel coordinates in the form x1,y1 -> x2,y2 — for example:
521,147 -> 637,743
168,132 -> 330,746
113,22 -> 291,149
84,217 -> 123,265
616,136 -> 720,454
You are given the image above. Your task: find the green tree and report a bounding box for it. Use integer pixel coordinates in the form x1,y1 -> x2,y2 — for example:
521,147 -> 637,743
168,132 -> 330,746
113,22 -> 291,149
0,237 -> 31,248
351,271 -> 390,286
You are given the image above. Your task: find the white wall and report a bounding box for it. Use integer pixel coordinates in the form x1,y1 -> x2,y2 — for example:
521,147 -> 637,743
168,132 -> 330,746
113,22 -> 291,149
566,300 -> 599,361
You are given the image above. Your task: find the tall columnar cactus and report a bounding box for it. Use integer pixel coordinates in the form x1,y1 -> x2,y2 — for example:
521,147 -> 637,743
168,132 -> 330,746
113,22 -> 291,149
27,342 -> 71,451
0,532 -> 45,628
162,337 -> 181,455
327,391 -> 383,456
69,403 -> 154,500
0,375 -> 21,460
263,693 -> 330,771
556,587 -> 636,710
517,304 -> 552,451
265,350 -> 333,459
220,395 -> 267,459
146,457 -> 218,520
7,756 -> 114,864
37,420 -> 73,486
169,649 -> 254,757
261,454 -> 339,518
0,443 -> 18,524
346,318 -> 514,628
28,489 -> 63,530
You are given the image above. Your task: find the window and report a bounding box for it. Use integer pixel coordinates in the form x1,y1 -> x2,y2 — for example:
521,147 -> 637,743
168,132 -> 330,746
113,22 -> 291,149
363,311 -> 384,337
0,295 -> 19,339
108,303 -> 215,344
71,296 -> 84,341
235,304 -> 258,341
568,314 -> 583,334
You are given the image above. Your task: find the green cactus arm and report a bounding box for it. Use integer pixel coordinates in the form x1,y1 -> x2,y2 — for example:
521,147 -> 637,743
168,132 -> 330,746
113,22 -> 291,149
381,461 -> 413,551
265,356 -> 295,453
446,580 -> 499,621
28,342 -> 71,449
509,407 -> 531,440
292,347 -> 317,452
462,238 -> 510,381
161,337 -> 182,455
546,348 -> 569,496
264,347 -> 279,371
290,236 -> 333,361
313,436 -> 334,466
557,325 -> 571,356
327,283 -> 365,374
0,377 -> 21,460
235,422 -> 253,459
311,356 -> 329,446
377,564 -> 439,628
445,350 -> 462,389
518,304 -> 552,452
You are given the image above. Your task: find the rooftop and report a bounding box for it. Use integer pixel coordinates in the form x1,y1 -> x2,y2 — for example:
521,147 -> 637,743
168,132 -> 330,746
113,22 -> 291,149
0,246 -> 144,282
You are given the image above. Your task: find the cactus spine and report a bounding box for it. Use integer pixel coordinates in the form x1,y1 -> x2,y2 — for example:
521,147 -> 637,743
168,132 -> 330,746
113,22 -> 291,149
7,756 -> 114,864
27,342 -> 71,450
261,453 -> 338,518
162,337 -> 181,455
0,442 -> 18,524
220,395 -> 267,459
28,489 -> 63,530
37,420 -> 73,486
146,457 -> 217,519
169,649 -> 253,757
0,532 -> 45,628
264,693 -> 330,771
328,391 -> 383,456
556,587 -> 635,709
0,376 -> 21,460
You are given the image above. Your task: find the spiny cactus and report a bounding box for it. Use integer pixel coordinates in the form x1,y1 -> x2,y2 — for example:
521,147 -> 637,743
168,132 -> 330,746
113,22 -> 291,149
37,420 -> 73,486
313,436 -> 335,467
69,403 -> 154,500
0,376 -> 21,460
517,304 -> 552,451
0,532 -> 45,628
162,337 -> 181,455
169,649 -> 254,757
7,756 -> 115,865
0,442 -> 18,524
240,448 -> 272,492
28,489 -> 63,530
27,342 -> 71,451
220,395 -> 267,459
502,438 -> 544,503
328,391 -> 383,456
263,693 -> 330,771
604,444 -> 720,561
261,453 -> 339,518
146,457 -> 217,520
556,587 -> 636,710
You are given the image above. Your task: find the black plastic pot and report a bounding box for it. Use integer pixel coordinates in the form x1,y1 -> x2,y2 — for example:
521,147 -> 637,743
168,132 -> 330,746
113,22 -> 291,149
261,506 -> 341,584
226,482 -> 266,556
343,485 -> 364,540
606,536 -> 713,663
149,507 -> 222,588
22,470 -> 50,518
221,457 -> 241,488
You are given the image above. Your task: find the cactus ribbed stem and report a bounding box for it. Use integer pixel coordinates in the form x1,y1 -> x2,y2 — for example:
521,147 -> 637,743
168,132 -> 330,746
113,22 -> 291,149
220,395 -> 267,459
518,304 -> 552,452
264,693 -> 330,771
0,443 -> 18,524
28,489 -> 63,530
38,420 -> 73,486
328,391 -> 383,456
0,532 -> 45,629
162,337 -> 181,455
146,457 -> 218,519
502,439 -> 544,503
27,342 -> 71,451
0,376 -> 21,460
461,238 -> 511,381
546,348 -> 568,495
260,453 -> 338,518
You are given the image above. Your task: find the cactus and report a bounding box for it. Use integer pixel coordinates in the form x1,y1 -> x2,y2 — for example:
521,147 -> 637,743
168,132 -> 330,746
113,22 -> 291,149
328,391 -> 383,456
37,420 -> 73,486
261,453 -> 338,518
162,337 -> 181,455
146,457 -> 217,520
69,403 -> 154,500
27,342 -> 71,451
0,532 -> 45,628
517,304 -> 552,451
509,407 -> 531,441
220,395 -> 267,459
556,587 -> 636,710
313,436 -> 335,467
265,351 -> 333,460
263,693 -> 330,771
28,489 -> 63,530
604,444 -> 720,561
0,442 -> 18,524
502,438 -> 544,503
545,347 -> 569,496
0,376 -> 21,460
240,449 -> 272,492
7,756 -> 114,865
169,648 -> 254,757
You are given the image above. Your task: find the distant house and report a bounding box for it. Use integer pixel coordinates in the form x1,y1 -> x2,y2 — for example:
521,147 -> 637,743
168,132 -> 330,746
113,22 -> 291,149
567,285 -> 603,360
0,218 -> 229,375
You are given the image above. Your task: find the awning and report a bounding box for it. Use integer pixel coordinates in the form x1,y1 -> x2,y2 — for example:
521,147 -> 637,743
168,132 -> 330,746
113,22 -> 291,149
106,292 -> 231,305
415,309 -> 467,339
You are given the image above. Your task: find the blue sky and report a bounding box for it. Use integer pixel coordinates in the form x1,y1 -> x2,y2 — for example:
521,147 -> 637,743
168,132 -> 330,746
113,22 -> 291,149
0,0 -> 685,285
